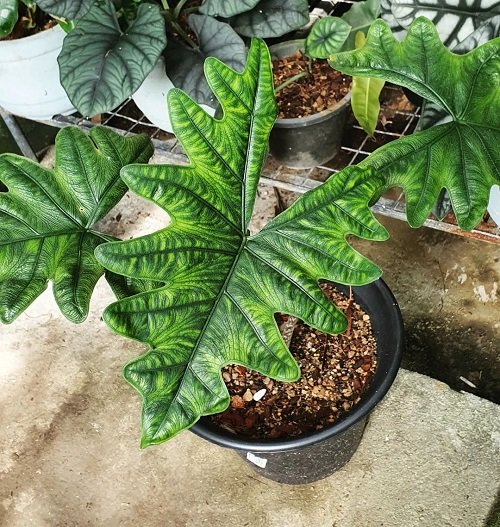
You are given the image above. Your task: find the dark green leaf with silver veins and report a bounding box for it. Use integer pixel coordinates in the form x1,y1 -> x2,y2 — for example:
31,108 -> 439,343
199,0 -> 260,18
95,39 -> 388,446
330,17 -> 500,230
36,0 -> 93,19
381,0 -> 500,48
0,127 -> 154,324
232,0 -> 309,38
165,14 -> 246,107
58,1 -> 166,117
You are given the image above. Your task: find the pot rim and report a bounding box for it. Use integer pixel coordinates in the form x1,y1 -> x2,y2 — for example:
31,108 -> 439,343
191,278 -> 404,452
0,23 -> 61,45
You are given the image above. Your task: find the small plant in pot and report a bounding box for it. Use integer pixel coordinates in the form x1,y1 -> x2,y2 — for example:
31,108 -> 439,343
21,0 -> 309,125
0,0 -> 80,119
268,0 -> 384,169
0,19 -> 498,484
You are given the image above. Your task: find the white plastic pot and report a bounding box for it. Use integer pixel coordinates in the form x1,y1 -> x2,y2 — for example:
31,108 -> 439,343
488,185 -> 500,226
0,25 -> 74,120
133,56 -> 215,134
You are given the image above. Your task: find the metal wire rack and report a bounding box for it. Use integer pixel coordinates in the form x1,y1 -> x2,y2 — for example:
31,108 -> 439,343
29,83 -> 499,245
1,0 -> 498,243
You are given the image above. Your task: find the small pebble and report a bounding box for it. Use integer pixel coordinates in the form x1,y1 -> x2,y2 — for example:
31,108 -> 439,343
253,388 -> 267,401
242,389 -> 253,402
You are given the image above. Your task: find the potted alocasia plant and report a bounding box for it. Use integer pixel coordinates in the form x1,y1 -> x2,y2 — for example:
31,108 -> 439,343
0,18 -> 498,483
268,0 -> 383,168
48,0 -> 310,126
0,0 -> 80,119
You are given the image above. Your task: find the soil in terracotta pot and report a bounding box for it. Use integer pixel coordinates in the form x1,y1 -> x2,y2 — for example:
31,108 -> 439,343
273,51 -> 351,119
2,6 -> 55,40
211,284 -> 377,439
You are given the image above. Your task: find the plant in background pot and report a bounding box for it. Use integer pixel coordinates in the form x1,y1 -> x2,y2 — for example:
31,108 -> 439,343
0,0 -> 81,119
268,0 -> 383,168
0,20 -> 498,484
32,0 -> 309,130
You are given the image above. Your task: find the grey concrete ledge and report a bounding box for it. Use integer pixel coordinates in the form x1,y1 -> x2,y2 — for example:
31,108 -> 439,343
1,286 -> 499,527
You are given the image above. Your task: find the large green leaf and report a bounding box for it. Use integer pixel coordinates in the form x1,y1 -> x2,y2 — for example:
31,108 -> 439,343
95,39 -> 387,446
418,15 -> 500,131
232,0 -> 309,38
199,0 -> 260,17
329,17 -> 500,230
165,14 -> 246,107
58,1 -> 166,117
0,127 -> 154,324
350,32 -> 385,136
36,0 -> 93,19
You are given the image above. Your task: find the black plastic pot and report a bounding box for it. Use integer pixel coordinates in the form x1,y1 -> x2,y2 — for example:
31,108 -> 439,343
192,279 -> 404,485
268,39 -> 351,169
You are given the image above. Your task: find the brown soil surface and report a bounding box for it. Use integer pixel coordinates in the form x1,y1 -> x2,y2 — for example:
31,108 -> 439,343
211,284 -> 377,439
273,51 -> 351,119
2,6 -> 55,40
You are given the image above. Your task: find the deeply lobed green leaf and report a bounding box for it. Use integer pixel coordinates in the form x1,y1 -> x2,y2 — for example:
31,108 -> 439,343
0,127 -> 154,324
95,40 -> 387,446
329,17 -> 500,230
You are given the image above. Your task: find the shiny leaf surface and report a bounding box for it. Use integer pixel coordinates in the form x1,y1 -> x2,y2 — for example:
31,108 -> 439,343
350,32 -> 385,136
305,17 -> 351,59
96,40 -> 387,446
0,127 -> 154,324
165,14 -> 246,106
330,17 -> 500,230
58,1 -> 166,117
199,0 -> 259,17
232,0 -> 309,38
36,0 -> 93,19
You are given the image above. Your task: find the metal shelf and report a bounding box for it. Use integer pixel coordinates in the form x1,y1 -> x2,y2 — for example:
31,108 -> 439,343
1,0 -> 498,244
17,85 -> 496,245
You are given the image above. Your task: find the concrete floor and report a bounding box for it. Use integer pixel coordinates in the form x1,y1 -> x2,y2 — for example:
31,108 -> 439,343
0,169 -> 499,525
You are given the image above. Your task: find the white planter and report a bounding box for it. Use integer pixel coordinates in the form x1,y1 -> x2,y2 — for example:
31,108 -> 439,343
488,185 -> 500,226
0,25 -> 74,120
133,57 -> 215,134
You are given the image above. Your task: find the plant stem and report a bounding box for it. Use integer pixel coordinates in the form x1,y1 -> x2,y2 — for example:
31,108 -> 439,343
173,0 -> 190,19
171,20 -> 198,50
160,0 -> 170,10
182,6 -> 200,15
345,286 -> 353,337
274,71 -> 309,94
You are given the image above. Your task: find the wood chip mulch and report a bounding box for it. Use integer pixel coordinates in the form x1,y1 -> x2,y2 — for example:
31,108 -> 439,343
273,50 -> 351,119
211,284 -> 377,439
